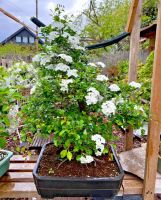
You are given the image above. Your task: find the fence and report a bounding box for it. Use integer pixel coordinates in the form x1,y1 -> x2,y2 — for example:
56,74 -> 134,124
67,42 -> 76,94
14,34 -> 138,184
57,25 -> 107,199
91,50 -> 149,68
0,55 -> 32,68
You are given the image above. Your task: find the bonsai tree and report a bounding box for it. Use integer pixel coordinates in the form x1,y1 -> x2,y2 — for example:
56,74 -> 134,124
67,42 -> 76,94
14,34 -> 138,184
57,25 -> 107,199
21,5 -> 147,164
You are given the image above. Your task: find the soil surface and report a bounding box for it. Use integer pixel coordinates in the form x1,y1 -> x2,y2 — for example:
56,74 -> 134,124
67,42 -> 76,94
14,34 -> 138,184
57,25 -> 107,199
38,144 -> 120,177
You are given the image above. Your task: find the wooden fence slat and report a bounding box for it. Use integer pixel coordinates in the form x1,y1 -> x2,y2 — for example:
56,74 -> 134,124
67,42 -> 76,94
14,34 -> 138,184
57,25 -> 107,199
0,172 -> 33,182
9,163 -> 35,172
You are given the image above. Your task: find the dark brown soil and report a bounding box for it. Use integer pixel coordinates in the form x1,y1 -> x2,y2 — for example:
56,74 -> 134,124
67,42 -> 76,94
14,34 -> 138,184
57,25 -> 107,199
38,144 -> 120,178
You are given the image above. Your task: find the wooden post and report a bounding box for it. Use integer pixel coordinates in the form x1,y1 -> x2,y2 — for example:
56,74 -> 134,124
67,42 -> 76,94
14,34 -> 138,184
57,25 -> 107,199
125,0 -> 142,151
35,0 -> 39,52
125,126 -> 134,151
128,0 -> 142,82
143,1 -> 161,199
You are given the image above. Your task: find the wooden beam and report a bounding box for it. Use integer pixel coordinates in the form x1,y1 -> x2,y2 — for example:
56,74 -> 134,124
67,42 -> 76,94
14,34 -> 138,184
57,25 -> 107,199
125,0 -> 139,33
143,1 -> 161,199
128,0 -> 142,83
0,7 -> 36,33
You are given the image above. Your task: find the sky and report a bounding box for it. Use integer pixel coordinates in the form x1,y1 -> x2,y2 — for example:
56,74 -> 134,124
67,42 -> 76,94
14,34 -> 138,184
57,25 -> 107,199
0,0 -> 90,42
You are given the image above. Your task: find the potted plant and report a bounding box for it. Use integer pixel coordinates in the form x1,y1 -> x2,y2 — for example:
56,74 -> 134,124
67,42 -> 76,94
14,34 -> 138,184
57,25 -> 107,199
0,66 -> 21,177
21,5 -> 147,199
158,142 -> 161,174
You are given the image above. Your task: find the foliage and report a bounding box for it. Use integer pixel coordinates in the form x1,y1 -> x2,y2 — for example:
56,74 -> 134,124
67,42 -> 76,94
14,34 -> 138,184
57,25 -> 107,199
7,61 -> 37,90
138,51 -> 154,101
0,43 -> 36,58
142,0 -> 158,27
0,66 -> 21,148
21,6 -> 147,164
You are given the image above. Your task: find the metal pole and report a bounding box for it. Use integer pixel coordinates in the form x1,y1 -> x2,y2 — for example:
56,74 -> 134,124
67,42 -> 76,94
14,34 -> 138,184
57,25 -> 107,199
35,0 -> 39,51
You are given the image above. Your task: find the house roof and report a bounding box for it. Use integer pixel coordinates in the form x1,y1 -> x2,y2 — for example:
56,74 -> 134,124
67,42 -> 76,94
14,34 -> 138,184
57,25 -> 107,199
140,22 -> 157,38
1,26 -> 43,45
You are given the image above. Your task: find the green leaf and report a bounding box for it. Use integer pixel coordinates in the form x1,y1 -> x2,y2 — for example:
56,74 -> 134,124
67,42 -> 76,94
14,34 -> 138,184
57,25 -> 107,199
67,151 -> 72,161
0,138 -> 6,148
2,105 -> 9,112
60,149 -> 67,158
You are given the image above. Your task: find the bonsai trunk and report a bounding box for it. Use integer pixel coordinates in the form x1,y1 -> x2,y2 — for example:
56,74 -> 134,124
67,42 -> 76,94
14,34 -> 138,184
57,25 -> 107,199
125,126 -> 133,151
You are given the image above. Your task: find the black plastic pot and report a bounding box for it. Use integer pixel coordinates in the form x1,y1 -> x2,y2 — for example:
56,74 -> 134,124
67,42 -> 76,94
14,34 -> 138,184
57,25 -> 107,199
33,143 -> 124,199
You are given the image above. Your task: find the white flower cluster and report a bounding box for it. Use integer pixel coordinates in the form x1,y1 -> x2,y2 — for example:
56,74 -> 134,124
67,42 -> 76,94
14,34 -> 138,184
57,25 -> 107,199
55,63 -> 70,72
129,81 -> 141,89
48,31 -> 59,42
134,105 -> 144,112
60,79 -> 73,92
88,62 -> 106,68
101,100 -> 116,117
96,75 -> 108,81
7,105 -> 19,134
80,155 -> 94,164
67,69 -> 78,78
85,87 -> 103,105
52,21 -> 64,29
91,134 -> 106,156
58,54 -> 73,63
88,63 -> 97,67
96,62 -> 106,68
109,84 -> 120,92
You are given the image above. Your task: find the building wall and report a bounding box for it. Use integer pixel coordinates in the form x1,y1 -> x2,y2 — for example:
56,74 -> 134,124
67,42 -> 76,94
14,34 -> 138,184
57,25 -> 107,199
7,29 -> 35,45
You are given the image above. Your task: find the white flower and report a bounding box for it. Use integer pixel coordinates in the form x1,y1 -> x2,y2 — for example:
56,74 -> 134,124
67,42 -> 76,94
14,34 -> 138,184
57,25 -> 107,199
91,134 -> 106,145
95,144 -> 105,156
109,84 -> 120,92
60,79 -> 73,92
52,21 -> 64,29
48,31 -> 59,42
134,105 -> 144,112
30,85 -> 36,94
91,134 -> 106,157
85,87 -> 103,105
129,81 -> 141,89
40,55 -> 51,65
88,63 -> 97,67
55,63 -> 70,72
32,54 -> 42,62
101,100 -> 116,117
67,69 -> 78,78
116,97 -> 124,105
80,155 -> 94,164
96,62 -> 106,68
96,75 -> 108,81
58,54 -> 73,63
45,64 -> 55,70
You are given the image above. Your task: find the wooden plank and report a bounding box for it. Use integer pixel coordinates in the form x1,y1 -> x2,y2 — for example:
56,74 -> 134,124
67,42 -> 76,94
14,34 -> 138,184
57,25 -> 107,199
125,0 -> 139,33
0,182 -> 40,198
10,155 -> 37,163
9,163 -> 35,172
0,172 -> 33,182
143,1 -> 161,199
123,179 -> 143,194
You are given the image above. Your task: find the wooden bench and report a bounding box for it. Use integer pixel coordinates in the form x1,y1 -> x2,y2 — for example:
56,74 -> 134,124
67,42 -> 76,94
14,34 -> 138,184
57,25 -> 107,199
0,155 -> 161,199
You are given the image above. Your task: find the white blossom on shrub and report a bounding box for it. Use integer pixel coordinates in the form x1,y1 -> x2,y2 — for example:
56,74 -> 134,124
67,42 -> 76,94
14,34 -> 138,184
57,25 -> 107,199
45,64 -> 55,70
85,87 -> 103,105
129,81 -> 141,89
48,31 -> 59,42
109,84 -> 120,92
80,155 -> 94,164
92,134 -> 106,156
67,69 -> 78,78
58,54 -> 73,63
88,63 -> 97,67
32,54 -> 42,63
101,100 -> 116,117
96,62 -> 106,68
134,105 -> 144,112
96,75 -> 108,81
52,21 -> 64,29
40,55 -> 51,66
55,63 -> 70,72
60,79 -> 73,92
